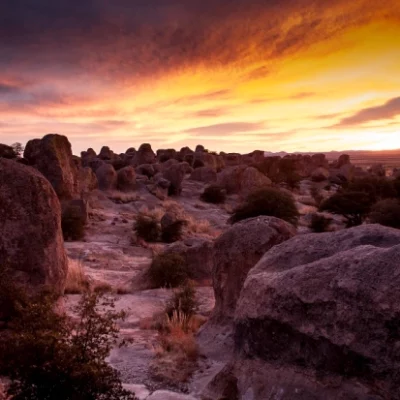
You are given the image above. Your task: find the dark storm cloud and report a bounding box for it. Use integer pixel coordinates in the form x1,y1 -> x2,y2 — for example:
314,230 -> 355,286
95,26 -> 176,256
0,0 -> 382,84
334,97 -> 400,127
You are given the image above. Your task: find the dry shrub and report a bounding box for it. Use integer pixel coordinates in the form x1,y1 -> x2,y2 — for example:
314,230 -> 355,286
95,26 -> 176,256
201,184 -> 227,204
150,310 -> 202,385
310,213 -> 332,233
107,191 -> 139,204
93,282 -> 113,293
147,252 -> 188,288
165,282 -> 197,317
134,213 -> 160,242
64,258 -> 89,294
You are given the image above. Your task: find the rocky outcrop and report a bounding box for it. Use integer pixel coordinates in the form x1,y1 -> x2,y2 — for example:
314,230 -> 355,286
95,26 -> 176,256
24,134 -> 79,201
163,163 -> 186,195
189,166 -> 217,183
311,166 -> 329,182
96,163 -> 117,191
205,224 -> 400,400
0,143 -> 16,159
0,159 -> 68,312
217,165 -> 271,195
117,166 -> 136,191
164,238 -> 214,281
211,216 -> 296,321
133,143 -> 156,166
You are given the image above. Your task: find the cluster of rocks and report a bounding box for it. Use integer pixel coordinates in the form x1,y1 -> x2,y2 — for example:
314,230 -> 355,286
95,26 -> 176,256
200,222 -> 400,400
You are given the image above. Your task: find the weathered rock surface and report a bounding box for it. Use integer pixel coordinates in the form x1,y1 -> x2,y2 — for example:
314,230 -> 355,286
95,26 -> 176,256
217,165 -> 271,195
24,134 -> 79,200
134,143 -> 156,166
0,159 -> 68,309
163,163 -> 186,195
189,167 -> 217,183
206,224 -> 400,400
164,238 -> 214,281
96,163 -> 117,191
117,166 -> 136,191
0,143 -> 16,159
211,216 -> 296,321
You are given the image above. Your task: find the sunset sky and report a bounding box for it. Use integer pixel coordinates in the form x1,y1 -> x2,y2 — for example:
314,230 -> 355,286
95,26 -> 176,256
1,0 -> 399,154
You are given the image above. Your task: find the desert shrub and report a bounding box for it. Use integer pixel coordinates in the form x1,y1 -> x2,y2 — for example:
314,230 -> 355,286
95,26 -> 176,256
134,213 -> 160,242
200,184 -> 227,204
62,207 -> 85,241
310,186 -> 324,206
229,187 -> 299,226
285,171 -> 301,190
165,282 -> 197,318
345,176 -> 396,202
310,213 -> 332,233
393,177 -> 400,198
64,258 -> 89,294
11,142 -> 24,157
0,281 -> 136,400
369,199 -> 400,229
319,191 -> 373,227
148,252 -> 188,288
161,220 -> 186,243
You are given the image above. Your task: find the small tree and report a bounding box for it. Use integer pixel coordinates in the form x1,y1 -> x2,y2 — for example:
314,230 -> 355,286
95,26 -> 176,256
0,281 -> 137,400
319,191 -> 373,227
229,187 -> 299,226
11,142 -> 24,157
369,199 -> 400,229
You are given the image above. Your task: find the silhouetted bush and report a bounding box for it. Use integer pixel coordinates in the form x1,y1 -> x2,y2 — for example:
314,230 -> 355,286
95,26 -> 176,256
0,272 -> 136,400
161,220 -> 186,243
310,213 -> 332,232
165,282 -> 198,318
229,187 -> 299,226
393,177 -> 400,198
200,184 -> 227,204
148,252 -> 188,288
319,191 -> 373,227
345,176 -> 396,202
310,186 -> 324,206
61,207 -> 86,241
369,199 -> 400,229
134,213 -> 160,242
285,171 -> 301,190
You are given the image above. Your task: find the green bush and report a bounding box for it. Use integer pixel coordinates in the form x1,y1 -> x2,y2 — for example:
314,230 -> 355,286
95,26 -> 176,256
229,187 -> 299,226
165,282 -> 198,318
148,252 -> 188,288
0,275 -> 136,400
310,213 -> 332,233
134,213 -> 160,242
369,199 -> 400,229
200,184 -> 227,204
319,191 -> 373,227
161,220 -> 186,243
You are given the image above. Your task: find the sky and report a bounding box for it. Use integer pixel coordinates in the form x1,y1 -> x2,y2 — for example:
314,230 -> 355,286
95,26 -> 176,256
0,0 -> 399,155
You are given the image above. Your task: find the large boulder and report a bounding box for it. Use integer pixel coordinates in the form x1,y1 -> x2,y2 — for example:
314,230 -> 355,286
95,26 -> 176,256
164,238 -> 214,281
163,163 -> 186,195
98,146 -> 114,160
311,166 -> 329,182
134,143 -> 156,166
117,166 -> 136,191
206,224 -> 400,399
24,134 -> 79,201
0,159 -> 68,310
96,163 -> 117,191
217,165 -> 271,195
189,166 -> 217,183
0,143 -> 16,159
78,166 -> 98,194
211,216 -> 296,321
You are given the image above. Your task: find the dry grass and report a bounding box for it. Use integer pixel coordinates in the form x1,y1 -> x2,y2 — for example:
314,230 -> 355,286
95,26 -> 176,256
64,258 -> 89,294
148,310 -> 206,385
107,191 -> 139,204
137,205 -> 164,221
